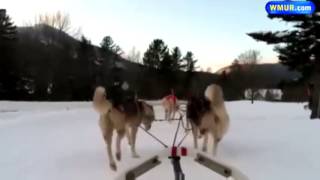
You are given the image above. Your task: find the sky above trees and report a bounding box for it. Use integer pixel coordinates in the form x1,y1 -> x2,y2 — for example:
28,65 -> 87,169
3,0 -> 293,71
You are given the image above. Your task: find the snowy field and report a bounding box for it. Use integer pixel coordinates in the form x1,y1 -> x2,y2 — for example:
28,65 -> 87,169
0,100 -> 319,180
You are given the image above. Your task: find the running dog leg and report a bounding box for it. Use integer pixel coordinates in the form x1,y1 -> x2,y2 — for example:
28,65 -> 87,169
130,126 -> 140,158
116,129 -> 125,161
186,116 -> 191,130
202,132 -> 209,152
168,103 -> 174,122
171,106 -> 176,121
211,129 -> 220,156
126,125 -> 132,145
100,117 -> 117,171
213,135 -> 219,156
191,124 -> 198,149
165,109 -> 169,121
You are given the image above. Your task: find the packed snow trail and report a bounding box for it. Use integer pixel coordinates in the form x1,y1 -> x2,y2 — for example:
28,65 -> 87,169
0,101 -> 319,180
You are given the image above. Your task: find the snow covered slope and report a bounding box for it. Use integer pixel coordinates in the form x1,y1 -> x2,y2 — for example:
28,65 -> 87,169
0,101 -> 319,180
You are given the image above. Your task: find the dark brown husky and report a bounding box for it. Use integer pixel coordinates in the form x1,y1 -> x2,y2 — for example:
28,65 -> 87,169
187,84 -> 229,155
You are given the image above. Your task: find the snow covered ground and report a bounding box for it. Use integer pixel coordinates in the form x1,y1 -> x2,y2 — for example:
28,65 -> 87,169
0,101 -> 319,180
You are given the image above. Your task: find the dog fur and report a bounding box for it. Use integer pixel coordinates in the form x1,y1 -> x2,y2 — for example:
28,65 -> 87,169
187,84 -> 229,155
93,86 -> 155,171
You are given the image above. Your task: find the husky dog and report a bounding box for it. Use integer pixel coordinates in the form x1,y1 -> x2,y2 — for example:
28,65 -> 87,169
187,84 -> 229,155
93,86 -> 155,171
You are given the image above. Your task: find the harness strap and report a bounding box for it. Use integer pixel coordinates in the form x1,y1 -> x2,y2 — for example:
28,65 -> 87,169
139,126 -> 168,148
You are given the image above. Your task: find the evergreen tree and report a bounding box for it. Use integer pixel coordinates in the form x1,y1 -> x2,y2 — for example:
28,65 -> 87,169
143,39 -> 168,69
0,9 -> 16,41
183,51 -> 198,72
159,51 -> 173,71
100,35 -> 123,87
248,0 -> 320,77
0,9 -> 17,99
159,46 -> 183,71
74,35 -> 95,99
170,46 -> 184,71
100,36 -> 122,56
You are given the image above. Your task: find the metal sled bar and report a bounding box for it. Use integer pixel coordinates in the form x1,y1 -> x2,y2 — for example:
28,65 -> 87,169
169,156 -> 185,180
195,153 -> 232,178
125,156 -> 161,180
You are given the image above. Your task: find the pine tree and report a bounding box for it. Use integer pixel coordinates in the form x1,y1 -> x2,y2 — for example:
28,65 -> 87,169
0,9 -> 16,41
170,46 -> 184,71
183,51 -> 198,72
248,0 -> 320,77
100,36 -> 122,56
159,51 -> 173,71
159,46 -> 183,71
0,9 -> 17,99
74,35 -> 95,100
100,36 -> 123,88
143,39 -> 168,69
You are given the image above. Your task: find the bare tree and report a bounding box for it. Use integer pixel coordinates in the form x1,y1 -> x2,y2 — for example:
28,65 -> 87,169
237,50 -> 261,65
35,11 -> 71,33
34,11 -> 83,41
237,50 -> 261,104
127,46 -> 141,63
206,67 -> 212,73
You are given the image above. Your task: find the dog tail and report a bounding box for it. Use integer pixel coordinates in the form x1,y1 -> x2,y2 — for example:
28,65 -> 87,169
204,84 -> 230,139
93,86 -> 106,101
93,86 -> 112,114
205,84 -> 224,104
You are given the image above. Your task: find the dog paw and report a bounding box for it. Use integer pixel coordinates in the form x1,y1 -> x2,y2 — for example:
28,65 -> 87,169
116,152 -> 121,161
110,163 -> 117,171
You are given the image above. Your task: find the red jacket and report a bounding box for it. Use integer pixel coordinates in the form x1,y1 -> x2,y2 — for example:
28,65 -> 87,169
165,94 -> 177,104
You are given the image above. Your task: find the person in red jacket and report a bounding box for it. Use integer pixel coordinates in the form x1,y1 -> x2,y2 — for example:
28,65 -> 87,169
162,89 -> 180,121
166,89 -> 177,104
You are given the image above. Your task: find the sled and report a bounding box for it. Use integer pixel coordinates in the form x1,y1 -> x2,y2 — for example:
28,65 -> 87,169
115,148 -> 249,180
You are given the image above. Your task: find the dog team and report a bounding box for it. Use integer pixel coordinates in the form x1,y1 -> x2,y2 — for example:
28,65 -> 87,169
93,83 -> 229,171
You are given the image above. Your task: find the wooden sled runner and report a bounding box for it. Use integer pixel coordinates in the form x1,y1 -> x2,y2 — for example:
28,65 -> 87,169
115,148 -> 249,180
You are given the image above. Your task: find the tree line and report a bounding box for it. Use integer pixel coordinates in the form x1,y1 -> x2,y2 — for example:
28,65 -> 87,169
0,10 -> 203,101
2,3 -> 319,102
